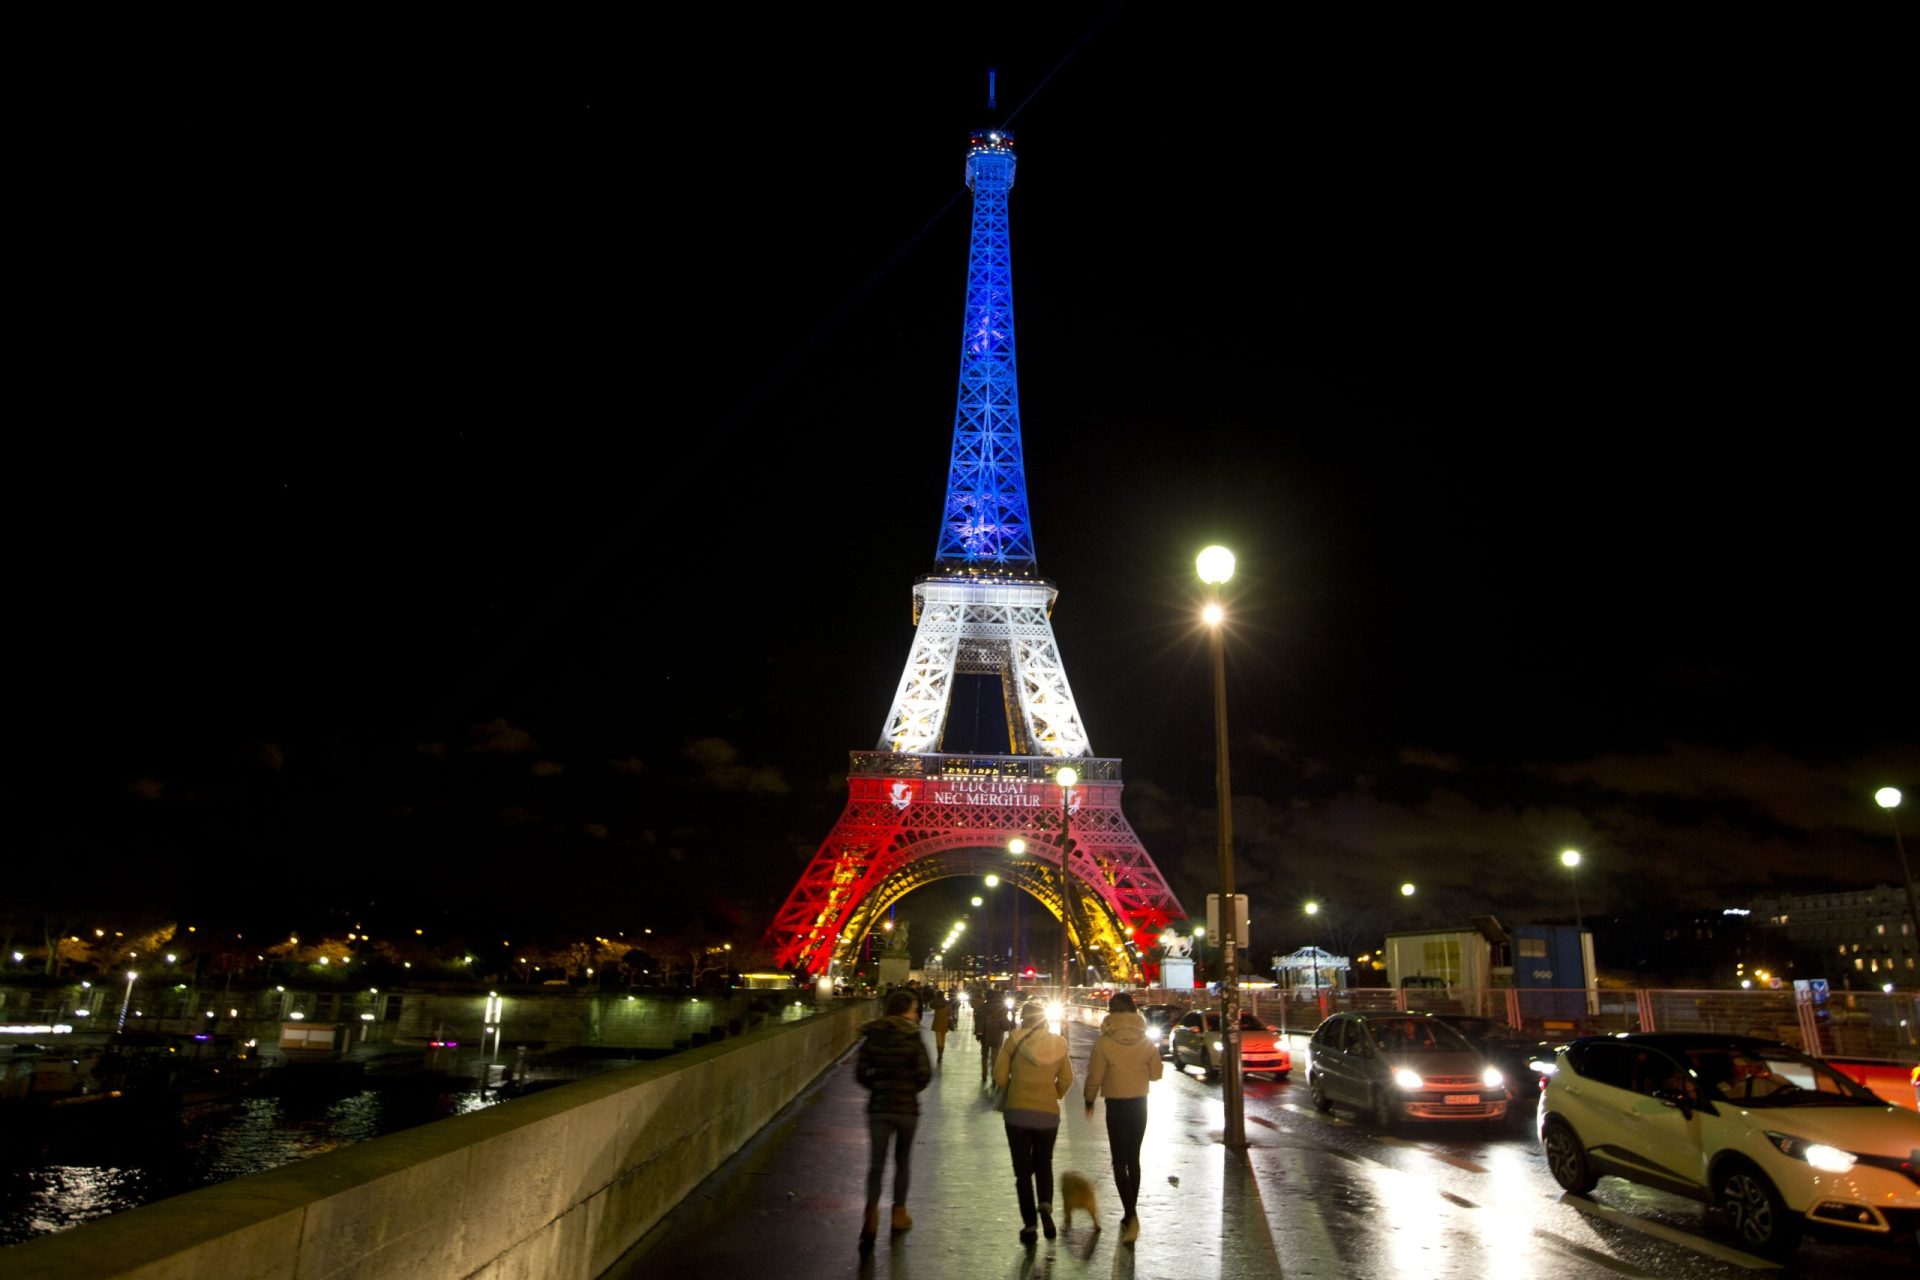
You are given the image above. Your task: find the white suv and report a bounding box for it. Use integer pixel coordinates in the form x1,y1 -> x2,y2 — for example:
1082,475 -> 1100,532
1538,1032 -> 1920,1257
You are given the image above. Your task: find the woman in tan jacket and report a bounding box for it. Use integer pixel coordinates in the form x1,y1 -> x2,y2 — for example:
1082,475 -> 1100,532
1082,991 -> 1164,1243
993,999 -> 1073,1242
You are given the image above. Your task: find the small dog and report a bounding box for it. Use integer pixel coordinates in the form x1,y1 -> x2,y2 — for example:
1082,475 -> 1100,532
1059,1171 -> 1100,1231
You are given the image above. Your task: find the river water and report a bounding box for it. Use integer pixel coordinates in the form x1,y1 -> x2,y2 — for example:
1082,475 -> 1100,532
0,1084 -> 499,1244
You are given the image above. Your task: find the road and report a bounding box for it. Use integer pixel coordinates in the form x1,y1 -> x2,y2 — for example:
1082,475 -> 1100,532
1146,1028 -> 1912,1277
617,1014 -> 1918,1279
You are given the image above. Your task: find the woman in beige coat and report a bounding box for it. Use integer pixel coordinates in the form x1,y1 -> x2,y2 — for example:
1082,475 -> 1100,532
993,999 -> 1073,1242
1082,991 -> 1164,1243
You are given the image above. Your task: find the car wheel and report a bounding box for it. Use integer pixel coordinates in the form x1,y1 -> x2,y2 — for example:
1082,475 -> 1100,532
1172,1041 -> 1186,1069
1371,1087 -> 1397,1131
1542,1118 -> 1596,1194
1203,1048 -> 1220,1081
1310,1071 -> 1332,1112
1715,1162 -> 1800,1258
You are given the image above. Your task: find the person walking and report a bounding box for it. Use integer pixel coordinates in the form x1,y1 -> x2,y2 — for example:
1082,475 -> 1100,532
977,986 -> 1013,1086
928,987 -> 953,1066
854,988 -> 933,1249
1083,991 -> 1163,1243
994,999 -> 1073,1243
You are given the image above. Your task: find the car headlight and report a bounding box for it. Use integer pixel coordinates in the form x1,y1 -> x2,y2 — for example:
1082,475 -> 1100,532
1213,1040 -> 1225,1053
1765,1131 -> 1857,1173
1392,1067 -> 1424,1090
1146,1026 -> 1161,1041
1044,1000 -> 1064,1024
1482,1067 -> 1505,1089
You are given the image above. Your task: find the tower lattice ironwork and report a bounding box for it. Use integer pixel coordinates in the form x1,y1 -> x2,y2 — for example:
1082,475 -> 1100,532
766,125 -> 1183,982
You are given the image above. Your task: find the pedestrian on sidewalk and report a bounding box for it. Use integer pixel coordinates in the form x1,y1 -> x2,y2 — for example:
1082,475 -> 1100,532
929,987 -> 953,1066
977,987 -> 1013,1086
993,998 -> 1073,1243
1083,990 -> 1164,1243
854,988 -> 933,1249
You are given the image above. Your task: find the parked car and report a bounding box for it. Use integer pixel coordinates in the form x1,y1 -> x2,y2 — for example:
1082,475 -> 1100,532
1137,1004 -> 1182,1059
1428,1014 -> 1558,1122
1170,1010 -> 1291,1079
1307,1011 -> 1508,1127
1538,1032 -> 1920,1258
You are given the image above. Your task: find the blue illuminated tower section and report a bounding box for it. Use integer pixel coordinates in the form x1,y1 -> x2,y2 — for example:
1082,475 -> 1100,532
936,129 -> 1035,573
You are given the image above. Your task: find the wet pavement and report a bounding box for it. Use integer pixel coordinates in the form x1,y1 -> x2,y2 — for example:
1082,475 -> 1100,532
613,1014 -> 1918,1279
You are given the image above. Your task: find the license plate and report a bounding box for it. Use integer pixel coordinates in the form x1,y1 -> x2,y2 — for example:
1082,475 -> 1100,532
1444,1094 -> 1480,1106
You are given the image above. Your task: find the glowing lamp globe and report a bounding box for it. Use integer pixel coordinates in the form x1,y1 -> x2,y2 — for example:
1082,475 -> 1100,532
1877,787 -> 1902,810
1196,545 -> 1235,585
1561,849 -> 1582,868
1400,883 -> 1416,897
1056,766 -> 1078,788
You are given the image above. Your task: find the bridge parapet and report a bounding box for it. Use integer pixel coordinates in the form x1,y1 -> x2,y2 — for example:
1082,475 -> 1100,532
0,999 -> 878,1279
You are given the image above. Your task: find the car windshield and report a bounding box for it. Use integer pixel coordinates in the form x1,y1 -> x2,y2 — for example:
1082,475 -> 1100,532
1200,1013 -> 1271,1032
1442,1017 -> 1500,1039
1682,1044 -> 1882,1107
1367,1018 -> 1472,1054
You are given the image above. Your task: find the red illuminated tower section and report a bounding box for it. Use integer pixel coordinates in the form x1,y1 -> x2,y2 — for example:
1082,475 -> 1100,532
763,125 -> 1183,982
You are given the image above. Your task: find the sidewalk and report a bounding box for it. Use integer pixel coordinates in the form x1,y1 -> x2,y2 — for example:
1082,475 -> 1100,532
610,1013 -> 1287,1279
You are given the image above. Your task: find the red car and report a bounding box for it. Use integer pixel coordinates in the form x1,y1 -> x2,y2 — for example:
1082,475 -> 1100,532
1170,1010 -> 1292,1079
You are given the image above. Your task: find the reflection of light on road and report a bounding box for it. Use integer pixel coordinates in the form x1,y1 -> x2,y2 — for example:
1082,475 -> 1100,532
1365,1160 -> 1448,1277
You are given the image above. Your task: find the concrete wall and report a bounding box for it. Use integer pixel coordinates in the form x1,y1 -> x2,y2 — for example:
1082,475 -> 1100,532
0,999 -> 876,1280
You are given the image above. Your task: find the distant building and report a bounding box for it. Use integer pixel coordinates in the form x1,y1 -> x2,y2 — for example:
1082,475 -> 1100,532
1588,908 -> 1771,987
1750,884 -> 1918,988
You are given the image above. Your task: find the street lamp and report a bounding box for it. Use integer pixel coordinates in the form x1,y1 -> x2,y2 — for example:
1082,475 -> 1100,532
1304,901 -> 1322,1011
1561,849 -> 1584,931
1007,839 -> 1027,976
1055,765 -> 1079,1014
1876,788 -> 1920,977
1197,543 -> 1246,1149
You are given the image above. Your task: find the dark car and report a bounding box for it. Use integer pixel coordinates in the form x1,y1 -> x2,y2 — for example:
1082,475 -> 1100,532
1138,1004 -> 1182,1058
1307,1011 -> 1508,1128
1429,1015 -> 1558,1122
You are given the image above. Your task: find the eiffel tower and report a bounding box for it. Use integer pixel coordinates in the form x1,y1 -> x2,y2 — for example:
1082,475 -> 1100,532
765,120 -> 1184,983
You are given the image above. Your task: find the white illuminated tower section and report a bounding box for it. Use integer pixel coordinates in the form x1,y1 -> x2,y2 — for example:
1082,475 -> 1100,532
766,125 -> 1182,983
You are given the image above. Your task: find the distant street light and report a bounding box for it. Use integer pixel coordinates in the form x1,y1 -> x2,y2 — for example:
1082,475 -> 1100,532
1875,788 -> 1920,976
1304,901 -> 1323,1011
1197,543 -> 1245,1149
1400,882 -> 1416,897
1056,765 -> 1079,1010
1561,849 -> 1585,931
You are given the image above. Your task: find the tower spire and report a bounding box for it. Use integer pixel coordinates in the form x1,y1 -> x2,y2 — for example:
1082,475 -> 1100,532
934,126 -> 1034,573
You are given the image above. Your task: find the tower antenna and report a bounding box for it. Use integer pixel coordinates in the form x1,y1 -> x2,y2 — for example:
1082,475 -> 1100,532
987,67 -> 996,113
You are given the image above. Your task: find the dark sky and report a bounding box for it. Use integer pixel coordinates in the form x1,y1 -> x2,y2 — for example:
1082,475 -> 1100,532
15,10 -> 1915,961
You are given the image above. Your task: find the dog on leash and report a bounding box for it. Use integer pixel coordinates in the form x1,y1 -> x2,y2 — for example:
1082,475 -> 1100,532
1059,1171 -> 1100,1231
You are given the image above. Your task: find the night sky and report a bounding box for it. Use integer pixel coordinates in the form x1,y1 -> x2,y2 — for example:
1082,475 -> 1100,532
16,11 -> 1915,965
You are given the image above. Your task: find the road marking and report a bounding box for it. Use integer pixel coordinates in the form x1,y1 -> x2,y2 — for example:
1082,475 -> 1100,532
1559,1194 -> 1782,1270
1247,1114 -> 1278,1130
1439,1191 -> 1478,1209
1530,1227 -> 1661,1278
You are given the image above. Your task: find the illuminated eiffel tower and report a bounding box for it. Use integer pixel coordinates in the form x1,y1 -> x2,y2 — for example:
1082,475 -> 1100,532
765,121 -> 1183,982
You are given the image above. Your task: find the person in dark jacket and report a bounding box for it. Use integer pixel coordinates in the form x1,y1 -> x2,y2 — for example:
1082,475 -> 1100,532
855,988 -> 933,1247
976,986 -> 1014,1085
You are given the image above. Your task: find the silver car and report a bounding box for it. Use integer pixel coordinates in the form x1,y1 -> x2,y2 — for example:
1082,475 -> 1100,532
1307,1011 -> 1507,1128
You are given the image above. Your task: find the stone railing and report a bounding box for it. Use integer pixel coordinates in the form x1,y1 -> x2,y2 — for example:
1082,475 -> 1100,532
0,999 -> 877,1279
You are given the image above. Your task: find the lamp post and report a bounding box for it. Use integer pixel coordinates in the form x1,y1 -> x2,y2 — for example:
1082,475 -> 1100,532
1876,789 -> 1920,979
1197,543 -> 1246,1149
1304,901 -> 1323,1014
1007,839 -> 1027,979
1561,849 -> 1584,931
1054,765 -> 1079,1014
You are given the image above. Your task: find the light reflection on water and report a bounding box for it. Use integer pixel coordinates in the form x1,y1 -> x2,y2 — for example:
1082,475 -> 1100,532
1,1089 -> 496,1244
